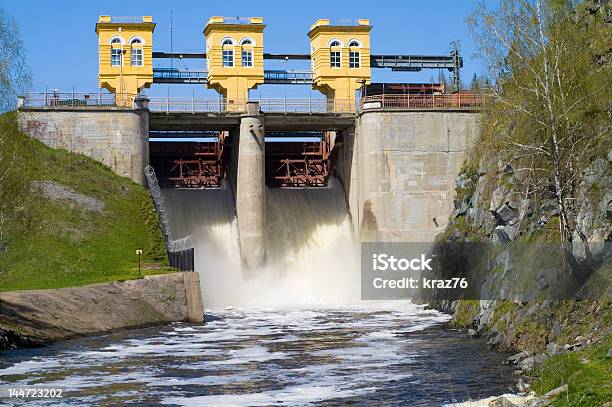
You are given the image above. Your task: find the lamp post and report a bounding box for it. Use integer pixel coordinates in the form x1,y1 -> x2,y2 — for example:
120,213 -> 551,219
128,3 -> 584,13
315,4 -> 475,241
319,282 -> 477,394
136,249 -> 143,276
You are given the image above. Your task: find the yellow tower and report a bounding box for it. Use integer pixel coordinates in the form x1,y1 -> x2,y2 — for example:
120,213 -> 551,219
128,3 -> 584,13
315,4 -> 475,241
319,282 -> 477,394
96,16 -> 155,106
308,19 -> 371,109
204,16 -> 265,110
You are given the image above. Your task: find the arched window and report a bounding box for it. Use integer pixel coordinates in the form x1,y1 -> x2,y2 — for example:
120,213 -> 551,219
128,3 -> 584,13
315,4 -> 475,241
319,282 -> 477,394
329,39 -> 342,68
129,37 -> 143,67
240,38 -> 254,67
110,38 -> 122,67
221,38 -> 235,67
348,40 -> 361,69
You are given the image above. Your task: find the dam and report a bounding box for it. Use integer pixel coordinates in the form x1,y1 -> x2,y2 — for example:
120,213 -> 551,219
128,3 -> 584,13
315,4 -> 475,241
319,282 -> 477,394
16,13 -> 482,279
17,97 -> 481,273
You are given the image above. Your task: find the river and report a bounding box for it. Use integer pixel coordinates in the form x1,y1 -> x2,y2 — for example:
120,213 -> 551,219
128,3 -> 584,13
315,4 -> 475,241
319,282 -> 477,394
0,303 -> 513,406
0,179 -> 514,405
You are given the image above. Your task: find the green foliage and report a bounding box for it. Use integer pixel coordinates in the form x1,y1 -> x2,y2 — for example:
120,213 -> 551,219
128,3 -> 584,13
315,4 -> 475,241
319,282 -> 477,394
451,300 -> 480,327
468,0 -> 611,241
0,9 -> 31,112
531,335 -> 612,406
0,113 -> 170,291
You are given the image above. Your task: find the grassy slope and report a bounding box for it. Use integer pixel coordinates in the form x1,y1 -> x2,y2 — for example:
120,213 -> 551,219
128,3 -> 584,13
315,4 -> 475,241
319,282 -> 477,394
0,113 -> 170,291
530,336 -> 612,406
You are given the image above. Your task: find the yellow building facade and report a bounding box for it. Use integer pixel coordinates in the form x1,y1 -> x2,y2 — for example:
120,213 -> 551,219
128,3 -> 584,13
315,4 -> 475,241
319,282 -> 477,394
204,17 -> 265,109
308,19 -> 371,107
96,16 -> 155,106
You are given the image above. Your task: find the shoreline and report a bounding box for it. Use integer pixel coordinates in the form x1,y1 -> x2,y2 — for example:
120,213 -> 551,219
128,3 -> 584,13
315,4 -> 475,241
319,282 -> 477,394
0,272 -> 203,351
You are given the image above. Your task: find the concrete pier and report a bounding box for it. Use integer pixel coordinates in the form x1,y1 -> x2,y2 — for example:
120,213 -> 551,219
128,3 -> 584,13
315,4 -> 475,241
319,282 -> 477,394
236,102 -> 266,268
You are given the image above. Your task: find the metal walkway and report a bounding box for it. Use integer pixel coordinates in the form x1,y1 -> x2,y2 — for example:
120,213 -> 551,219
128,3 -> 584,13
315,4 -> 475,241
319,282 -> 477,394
153,68 -> 313,85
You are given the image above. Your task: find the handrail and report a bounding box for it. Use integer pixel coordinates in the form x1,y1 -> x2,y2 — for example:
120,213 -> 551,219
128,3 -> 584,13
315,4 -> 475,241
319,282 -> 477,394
359,94 -> 486,110
19,92 -> 487,113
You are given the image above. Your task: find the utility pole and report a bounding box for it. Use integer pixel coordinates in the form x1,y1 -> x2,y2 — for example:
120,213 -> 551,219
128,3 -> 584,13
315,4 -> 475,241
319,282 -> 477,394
170,9 -> 174,71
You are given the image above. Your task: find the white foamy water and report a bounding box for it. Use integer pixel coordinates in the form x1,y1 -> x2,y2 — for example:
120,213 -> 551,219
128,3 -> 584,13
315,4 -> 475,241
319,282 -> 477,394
163,177 -> 359,308
0,303 -> 513,405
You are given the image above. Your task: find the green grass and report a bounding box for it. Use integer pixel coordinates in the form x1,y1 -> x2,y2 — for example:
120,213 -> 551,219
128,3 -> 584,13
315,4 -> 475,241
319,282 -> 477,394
0,112 -> 171,291
530,336 -> 612,406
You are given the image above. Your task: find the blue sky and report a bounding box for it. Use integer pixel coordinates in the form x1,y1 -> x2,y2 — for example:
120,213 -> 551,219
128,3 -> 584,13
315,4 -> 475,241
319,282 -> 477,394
1,0 -> 484,98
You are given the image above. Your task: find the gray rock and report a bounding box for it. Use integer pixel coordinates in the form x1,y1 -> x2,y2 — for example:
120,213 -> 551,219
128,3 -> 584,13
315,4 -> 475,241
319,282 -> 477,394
517,378 -> 530,393
606,348 -> 612,358
507,350 -> 532,365
564,341 -> 586,352
543,384 -> 568,399
517,353 -> 548,371
546,342 -> 560,356
468,328 -> 477,336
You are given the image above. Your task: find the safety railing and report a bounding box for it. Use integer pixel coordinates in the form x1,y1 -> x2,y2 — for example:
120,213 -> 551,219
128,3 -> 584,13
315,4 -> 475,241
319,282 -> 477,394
147,98 -> 356,113
147,98 -> 247,113
359,93 -> 486,110
257,98 -> 355,113
18,92 -> 136,108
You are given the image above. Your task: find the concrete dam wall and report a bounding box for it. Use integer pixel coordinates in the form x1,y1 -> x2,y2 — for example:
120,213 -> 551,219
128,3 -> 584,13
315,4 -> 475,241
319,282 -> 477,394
17,107 -> 481,271
18,108 -> 149,185
337,110 -> 480,242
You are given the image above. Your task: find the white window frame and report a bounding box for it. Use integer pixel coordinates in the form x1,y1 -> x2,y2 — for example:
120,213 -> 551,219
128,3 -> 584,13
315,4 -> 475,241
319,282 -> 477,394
242,50 -> 253,67
330,50 -> 341,68
130,47 -> 143,67
349,51 -> 360,68
223,49 -> 234,67
111,47 -> 122,67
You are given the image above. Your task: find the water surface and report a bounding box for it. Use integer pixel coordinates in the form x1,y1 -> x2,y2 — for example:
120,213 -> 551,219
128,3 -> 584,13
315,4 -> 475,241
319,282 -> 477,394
0,303 -> 513,406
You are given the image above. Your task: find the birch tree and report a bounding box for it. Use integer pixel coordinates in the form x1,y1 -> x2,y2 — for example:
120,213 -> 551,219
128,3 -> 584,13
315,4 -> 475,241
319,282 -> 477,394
0,8 -> 30,113
468,0 -> 611,246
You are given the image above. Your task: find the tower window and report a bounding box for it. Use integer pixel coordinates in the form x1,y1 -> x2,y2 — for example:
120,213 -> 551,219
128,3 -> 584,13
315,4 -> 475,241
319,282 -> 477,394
110,37 -> 122,66
222,38 -> 235,67
330,50 -> 341,68
131,48 -> 143,66
223,49 -> 234,67
111,48 -> 121,66
242,50 -> 253,67
349,51 -> 360,68
329,40 -> 341,47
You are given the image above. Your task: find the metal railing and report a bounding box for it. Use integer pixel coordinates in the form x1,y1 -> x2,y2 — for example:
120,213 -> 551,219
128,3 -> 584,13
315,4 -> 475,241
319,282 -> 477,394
19,92 -> 124,108
109,16 -> 146,23
148,98 -> 246,113
147,97 -> 356,114
359,94 -> 486,110
19,92 -> 486,113
257,98 -> 355,113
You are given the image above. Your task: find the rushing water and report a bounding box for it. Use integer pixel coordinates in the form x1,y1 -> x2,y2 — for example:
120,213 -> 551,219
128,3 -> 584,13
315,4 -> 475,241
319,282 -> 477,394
0,177 -> 515,405
0,304 -> 513,406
